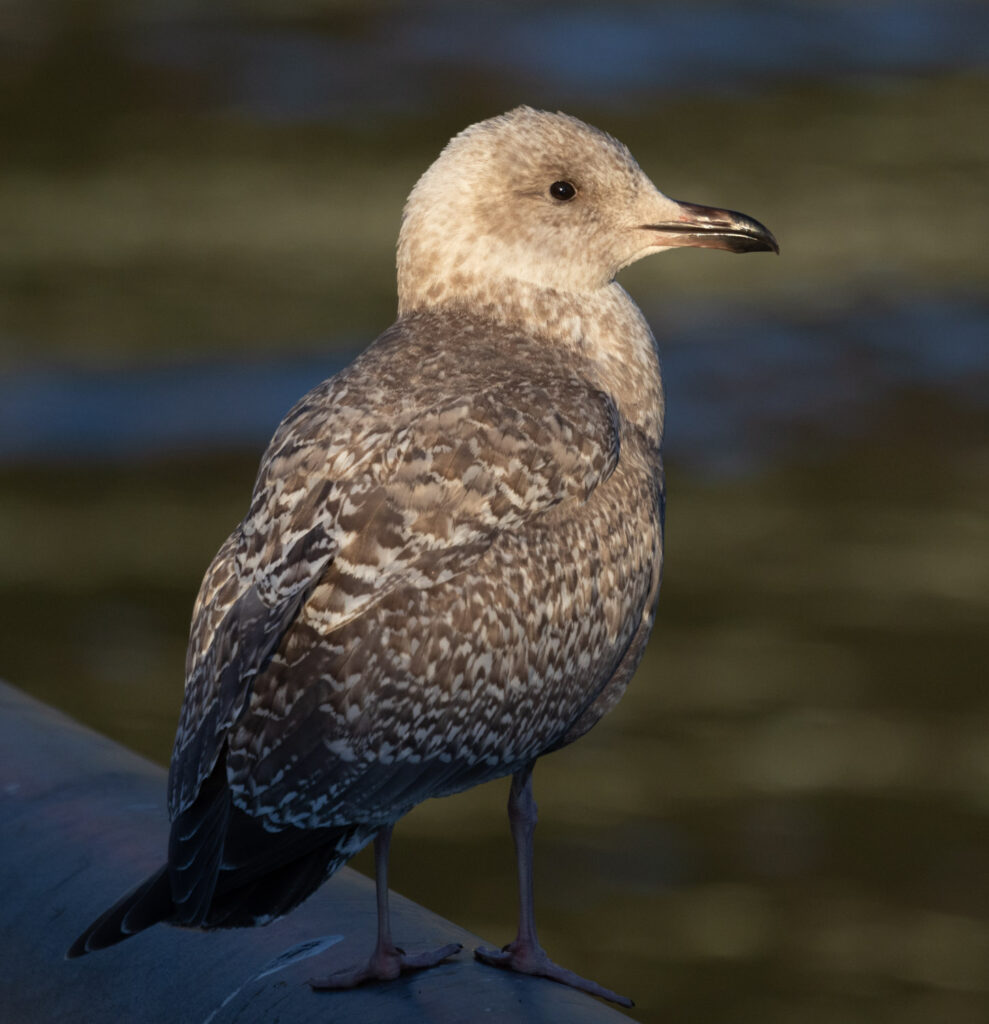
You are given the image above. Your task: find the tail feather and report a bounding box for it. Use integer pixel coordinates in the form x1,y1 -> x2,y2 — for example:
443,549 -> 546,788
67,747 -> 379,957
66,865 -> 173,959
204,824 -> 375,928
66,822 -> 376,957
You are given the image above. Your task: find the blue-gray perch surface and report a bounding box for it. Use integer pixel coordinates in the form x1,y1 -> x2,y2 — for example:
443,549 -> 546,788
0,681 -> 636,1024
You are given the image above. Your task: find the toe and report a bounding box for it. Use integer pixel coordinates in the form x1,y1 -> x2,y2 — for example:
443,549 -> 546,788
310,942 -> 462,991
473,945 -> 508,966
401,941 -> 463,970
473,942 -> 632,1008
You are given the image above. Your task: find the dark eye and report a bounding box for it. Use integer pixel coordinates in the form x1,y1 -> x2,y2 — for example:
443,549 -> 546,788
549,180 -> 577,202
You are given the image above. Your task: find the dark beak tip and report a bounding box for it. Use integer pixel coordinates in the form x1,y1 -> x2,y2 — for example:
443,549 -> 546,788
733,219 -> 779,256
725,232 -> 779,255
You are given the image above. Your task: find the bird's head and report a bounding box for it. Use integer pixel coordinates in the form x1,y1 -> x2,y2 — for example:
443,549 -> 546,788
397,106 -> 777,315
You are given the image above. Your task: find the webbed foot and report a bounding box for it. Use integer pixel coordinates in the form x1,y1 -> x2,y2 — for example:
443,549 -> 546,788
309,940 -> 461,990
475,939 -> 632,1007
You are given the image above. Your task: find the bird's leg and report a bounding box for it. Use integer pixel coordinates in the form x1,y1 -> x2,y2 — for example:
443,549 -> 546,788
474,764 -> 633,1008
309,824 -> 461,990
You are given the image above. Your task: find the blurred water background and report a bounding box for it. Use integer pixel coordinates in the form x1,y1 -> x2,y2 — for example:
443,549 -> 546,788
2,2 -> 988,1021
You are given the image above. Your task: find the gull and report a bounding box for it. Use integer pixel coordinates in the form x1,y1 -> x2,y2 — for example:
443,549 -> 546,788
68,107 -> 777,1007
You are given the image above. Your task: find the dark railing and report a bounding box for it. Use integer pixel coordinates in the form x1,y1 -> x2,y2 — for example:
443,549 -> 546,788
0,680 -> 634,1023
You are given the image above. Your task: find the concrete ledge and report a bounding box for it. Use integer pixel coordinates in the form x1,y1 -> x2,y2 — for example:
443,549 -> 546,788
0,680 -> 636,1023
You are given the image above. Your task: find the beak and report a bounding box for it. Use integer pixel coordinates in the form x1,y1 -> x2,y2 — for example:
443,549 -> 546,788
643,199 -> 779,254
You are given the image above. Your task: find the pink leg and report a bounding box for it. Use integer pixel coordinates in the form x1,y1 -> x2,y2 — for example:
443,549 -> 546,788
310,825 -> 461,990
474,764 -> 633,1008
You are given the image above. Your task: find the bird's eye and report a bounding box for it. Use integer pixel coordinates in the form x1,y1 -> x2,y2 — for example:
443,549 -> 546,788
549,181 -> 577,202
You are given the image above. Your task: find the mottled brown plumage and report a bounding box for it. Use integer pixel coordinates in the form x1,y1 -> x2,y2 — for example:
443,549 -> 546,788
68,107 -> 777,1004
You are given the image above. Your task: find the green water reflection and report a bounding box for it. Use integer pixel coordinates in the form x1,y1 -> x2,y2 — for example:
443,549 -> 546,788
1,6 -> 988,1022
3,393 -> 987,1020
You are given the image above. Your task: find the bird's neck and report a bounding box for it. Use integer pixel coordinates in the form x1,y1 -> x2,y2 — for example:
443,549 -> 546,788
401,278 -> 665,449
576,283 -> 665,451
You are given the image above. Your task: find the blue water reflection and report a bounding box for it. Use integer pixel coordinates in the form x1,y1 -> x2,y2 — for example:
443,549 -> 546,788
2,4 -> 988,1020
116,2 -> 989,121
3,295 -> 985,474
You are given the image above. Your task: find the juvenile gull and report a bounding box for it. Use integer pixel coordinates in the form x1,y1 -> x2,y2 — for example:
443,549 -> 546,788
68,107 -> 777,1005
